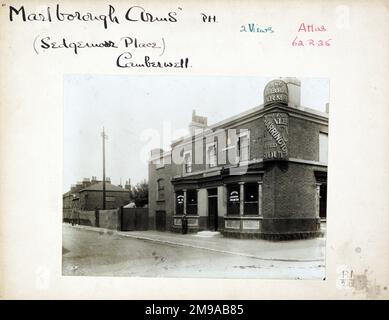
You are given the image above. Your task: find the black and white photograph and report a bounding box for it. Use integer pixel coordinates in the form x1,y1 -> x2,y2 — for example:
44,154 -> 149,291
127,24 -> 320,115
3,0 -> 389,303
62,76 -> 329,279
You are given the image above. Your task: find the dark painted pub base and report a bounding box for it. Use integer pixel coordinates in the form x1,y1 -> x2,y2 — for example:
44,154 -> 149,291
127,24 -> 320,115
169,216 -> 324,240
222,230 -> 324,241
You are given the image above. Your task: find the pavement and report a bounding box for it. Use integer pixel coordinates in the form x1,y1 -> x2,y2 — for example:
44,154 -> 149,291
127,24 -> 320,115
64,223 -> 325,262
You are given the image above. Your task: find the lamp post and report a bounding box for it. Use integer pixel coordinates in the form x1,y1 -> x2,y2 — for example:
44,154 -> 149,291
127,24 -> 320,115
101,127 -> 108,210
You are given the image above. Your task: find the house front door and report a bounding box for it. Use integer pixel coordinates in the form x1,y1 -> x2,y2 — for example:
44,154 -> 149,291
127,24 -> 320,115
208,189 -> 218,231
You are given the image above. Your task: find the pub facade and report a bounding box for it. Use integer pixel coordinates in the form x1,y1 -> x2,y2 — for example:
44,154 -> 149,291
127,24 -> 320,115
148,78 -> 328,239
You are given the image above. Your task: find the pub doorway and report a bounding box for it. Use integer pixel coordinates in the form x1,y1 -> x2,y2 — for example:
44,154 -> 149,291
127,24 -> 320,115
207,188 -> 218,231
155,210 -> 166,231
314,171 -> 328,223
319,183 -> 327,221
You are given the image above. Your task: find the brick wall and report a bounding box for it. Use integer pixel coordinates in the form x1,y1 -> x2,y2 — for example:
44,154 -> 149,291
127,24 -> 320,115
98,209 -> 120,230
265,162 -> 317,217
260,161 -> 323,235
79,190 -> 130,210
77,210 -> 96,226
148,159 -> 175,230
66,209 -> 120,230
288,116 -> 328,161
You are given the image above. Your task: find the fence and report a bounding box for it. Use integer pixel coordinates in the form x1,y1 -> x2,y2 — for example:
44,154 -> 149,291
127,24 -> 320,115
121,207 -> 149,231
64,207 -> 149,231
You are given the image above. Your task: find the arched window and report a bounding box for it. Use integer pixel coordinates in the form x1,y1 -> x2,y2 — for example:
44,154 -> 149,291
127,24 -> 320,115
157,179 -> 165,201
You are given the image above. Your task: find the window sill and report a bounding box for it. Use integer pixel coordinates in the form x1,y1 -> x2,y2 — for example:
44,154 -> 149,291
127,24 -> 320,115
221,145 -> 236,151
173,214 -> 199,218
224,215 -> 262,219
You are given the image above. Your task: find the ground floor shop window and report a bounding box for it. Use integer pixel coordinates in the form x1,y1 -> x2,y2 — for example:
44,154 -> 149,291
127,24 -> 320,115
186,189 -> 198,215
227,184 -> 240,215
244,183 -> 258,215
176,191 -> 184,215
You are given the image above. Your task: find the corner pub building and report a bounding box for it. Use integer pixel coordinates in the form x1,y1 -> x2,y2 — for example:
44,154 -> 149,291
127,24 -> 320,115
148,78 -> 328,240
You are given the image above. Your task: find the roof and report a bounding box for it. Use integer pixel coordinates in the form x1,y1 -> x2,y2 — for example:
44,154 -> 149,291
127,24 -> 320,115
79,182 -> 129,193
63,190 -> 72,197
168,104 -> 328,148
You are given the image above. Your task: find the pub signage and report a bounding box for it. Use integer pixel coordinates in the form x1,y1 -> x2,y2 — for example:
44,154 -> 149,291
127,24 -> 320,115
264,80 -> 288,107
229,190 -> 239,203
176,195 -> 184,205
263,112 -> 289,161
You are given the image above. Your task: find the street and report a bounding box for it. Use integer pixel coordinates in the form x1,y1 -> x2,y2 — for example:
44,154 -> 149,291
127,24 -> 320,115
62,224 -> 325,279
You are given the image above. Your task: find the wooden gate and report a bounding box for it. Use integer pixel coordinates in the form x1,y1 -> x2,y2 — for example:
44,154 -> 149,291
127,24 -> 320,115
121,208 -> 148,231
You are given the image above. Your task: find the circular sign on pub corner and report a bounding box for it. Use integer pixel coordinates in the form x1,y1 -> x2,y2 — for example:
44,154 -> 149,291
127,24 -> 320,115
229,190 -> 239,203
177,195 -> 184,205
264,80 -> 289,107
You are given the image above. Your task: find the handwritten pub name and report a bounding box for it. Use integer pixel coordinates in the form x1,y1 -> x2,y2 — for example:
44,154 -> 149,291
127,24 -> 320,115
8,4 -> 182,29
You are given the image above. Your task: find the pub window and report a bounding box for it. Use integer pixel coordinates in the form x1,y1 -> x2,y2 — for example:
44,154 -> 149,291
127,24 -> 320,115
319,132 -> 328,164
186,189 -> 198,215
237,132 -> 250,162
227,184 -> 240,215
184,151 -> 192,173
176,191 -> 184,215
157,179 -> 165,201
244,183 -> 258,215
207,143 -> 217,168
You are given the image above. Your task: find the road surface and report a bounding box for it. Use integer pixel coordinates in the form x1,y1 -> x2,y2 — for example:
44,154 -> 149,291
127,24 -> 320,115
62,225 -> 325,279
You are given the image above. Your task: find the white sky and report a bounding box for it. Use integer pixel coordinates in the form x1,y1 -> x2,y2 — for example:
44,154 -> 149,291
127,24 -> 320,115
64,75 -> 329,191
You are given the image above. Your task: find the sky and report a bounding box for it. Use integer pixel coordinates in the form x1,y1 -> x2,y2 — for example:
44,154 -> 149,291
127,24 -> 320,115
63,75 -> 329,191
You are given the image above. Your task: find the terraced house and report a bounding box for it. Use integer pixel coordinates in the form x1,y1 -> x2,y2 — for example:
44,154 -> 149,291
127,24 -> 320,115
148,78 -> 328,240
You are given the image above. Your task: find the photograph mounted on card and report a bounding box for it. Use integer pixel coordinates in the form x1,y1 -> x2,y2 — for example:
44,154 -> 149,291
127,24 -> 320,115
62,75 -> 329,279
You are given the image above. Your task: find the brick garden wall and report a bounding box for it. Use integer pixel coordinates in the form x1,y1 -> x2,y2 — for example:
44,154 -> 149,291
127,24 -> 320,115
78,210 -> 97,226
66,209 -> 119,230
79,190 -> 130,210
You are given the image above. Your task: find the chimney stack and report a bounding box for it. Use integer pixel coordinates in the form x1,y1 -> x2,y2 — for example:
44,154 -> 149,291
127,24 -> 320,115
280,77 -> 301,108
82,178 -> 90,187
189,110 -> 208,136
150,148 -> 164,158
325,102 -> 330,113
